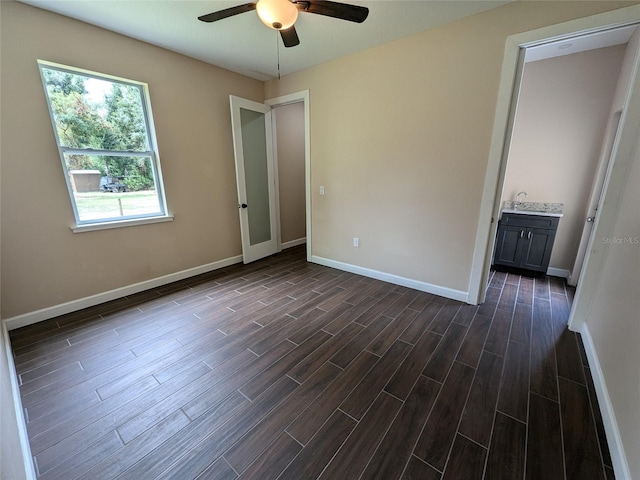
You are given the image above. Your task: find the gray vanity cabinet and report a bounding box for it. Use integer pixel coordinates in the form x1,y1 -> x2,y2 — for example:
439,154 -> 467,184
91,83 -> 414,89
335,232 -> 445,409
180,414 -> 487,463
493,213 -> 560,273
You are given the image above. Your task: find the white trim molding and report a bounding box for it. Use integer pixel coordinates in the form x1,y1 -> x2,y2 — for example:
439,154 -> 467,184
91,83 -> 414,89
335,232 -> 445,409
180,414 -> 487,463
580,323 -> 631,480
311,255 -> 469,303
546,267 -> 571,279
4,254 -> 243,331
71,214 -> 174,233
281,237 -> 306,249
1,322 -> 37,479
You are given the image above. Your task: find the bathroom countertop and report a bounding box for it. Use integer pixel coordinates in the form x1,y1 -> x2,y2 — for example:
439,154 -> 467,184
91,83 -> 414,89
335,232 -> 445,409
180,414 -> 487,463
502,201 -> 564,217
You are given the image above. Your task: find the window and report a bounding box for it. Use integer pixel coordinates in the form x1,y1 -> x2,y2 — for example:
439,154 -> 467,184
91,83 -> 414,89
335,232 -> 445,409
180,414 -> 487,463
38,61 -> 170,230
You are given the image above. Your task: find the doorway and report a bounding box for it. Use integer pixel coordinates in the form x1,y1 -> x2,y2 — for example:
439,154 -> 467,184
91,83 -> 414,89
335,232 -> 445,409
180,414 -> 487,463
268,91 -> 310,261
498,32 -> 631,285
467,6 -> 640,316
230,91 -> 310,264
466,8 -> 640,479
271,102 -> 307,250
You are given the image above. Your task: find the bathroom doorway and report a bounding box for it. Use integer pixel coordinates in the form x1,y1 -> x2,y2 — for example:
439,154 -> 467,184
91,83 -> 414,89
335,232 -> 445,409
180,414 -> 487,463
498,30 -> 633,285
467,8 -> 640,308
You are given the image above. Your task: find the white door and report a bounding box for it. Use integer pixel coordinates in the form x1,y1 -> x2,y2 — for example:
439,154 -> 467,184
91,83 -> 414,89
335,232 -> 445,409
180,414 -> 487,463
230,95 -> 279,263
569,110 -> 622,286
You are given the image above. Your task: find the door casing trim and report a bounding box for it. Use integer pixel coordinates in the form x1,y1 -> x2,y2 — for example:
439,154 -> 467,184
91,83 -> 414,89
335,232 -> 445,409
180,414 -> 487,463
266,90 -> 311,262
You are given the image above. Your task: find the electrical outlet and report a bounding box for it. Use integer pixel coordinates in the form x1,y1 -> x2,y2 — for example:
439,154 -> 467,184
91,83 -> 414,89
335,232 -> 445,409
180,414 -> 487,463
319,186 -> 325,195
353,237 -> 359,248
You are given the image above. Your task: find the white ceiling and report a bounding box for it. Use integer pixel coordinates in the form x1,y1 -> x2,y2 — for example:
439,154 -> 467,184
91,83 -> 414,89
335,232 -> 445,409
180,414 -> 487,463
18,0 -> 514,80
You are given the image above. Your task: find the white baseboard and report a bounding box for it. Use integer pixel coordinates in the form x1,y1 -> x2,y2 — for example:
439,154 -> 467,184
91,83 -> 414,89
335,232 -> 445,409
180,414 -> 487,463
547,267 -> 571,278
1,322 -> 37,479
4,254 -> 243,331
281,237 -> 306,249
580,323 -> 631,480
311,255 -> 469,303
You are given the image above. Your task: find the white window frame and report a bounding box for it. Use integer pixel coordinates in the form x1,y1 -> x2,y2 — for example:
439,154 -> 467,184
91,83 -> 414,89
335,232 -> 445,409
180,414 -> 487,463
38,60 -> 172,232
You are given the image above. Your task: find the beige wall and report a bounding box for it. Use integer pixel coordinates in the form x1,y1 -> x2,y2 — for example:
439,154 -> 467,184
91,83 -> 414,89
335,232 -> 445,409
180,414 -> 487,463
0,5 -> 29,474
501,46 -> 625,272
585,131 -> 639,478
1,1 -> 264,319
274,102 -> 306,244
1,22 -> 32,470
265,1 -> 636,293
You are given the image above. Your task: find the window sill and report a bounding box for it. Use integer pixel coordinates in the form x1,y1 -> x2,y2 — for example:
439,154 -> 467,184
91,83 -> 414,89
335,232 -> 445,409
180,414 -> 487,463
71,215 -> 174,233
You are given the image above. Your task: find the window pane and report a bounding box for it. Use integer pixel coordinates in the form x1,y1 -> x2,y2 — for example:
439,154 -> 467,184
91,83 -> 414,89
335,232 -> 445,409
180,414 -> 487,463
65,154 -> 161,222
41,67 -> 150,151
240,107 -> 271,246
39,61 -> 168,227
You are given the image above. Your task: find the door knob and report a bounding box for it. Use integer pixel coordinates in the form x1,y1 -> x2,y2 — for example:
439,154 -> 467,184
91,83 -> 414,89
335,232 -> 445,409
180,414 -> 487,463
586,216 -> 595,223
239,203 -> 248,209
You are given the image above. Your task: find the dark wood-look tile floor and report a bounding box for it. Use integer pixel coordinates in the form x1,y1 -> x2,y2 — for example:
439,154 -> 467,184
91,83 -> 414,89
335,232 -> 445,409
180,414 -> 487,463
9,246 -> 613,480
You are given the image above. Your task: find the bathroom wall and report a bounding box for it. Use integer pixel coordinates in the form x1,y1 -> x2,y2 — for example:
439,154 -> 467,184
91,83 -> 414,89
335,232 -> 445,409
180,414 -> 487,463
501,45 -> 626,274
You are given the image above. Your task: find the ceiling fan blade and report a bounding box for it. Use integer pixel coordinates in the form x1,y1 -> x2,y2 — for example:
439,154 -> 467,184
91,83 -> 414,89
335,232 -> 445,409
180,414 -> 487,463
198,3 -> 257,23
280,26 -> 300,48
295,0 -> 368,23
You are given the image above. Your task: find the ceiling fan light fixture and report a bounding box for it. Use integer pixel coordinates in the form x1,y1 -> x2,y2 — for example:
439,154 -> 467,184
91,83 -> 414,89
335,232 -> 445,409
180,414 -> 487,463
256,0 -> 298,30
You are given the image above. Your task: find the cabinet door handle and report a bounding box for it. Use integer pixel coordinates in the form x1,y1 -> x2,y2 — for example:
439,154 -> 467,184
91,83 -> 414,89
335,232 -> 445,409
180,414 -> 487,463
520,230 -> 524,238
527,231 -> 532,239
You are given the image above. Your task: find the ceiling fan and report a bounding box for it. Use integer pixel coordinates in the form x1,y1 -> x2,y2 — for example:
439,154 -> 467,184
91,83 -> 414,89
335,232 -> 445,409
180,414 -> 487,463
198,0 -> 369,48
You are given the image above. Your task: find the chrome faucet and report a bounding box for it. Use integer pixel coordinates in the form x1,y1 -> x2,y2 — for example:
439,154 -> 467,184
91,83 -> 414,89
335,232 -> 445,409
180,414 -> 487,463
515,191 -> 528,208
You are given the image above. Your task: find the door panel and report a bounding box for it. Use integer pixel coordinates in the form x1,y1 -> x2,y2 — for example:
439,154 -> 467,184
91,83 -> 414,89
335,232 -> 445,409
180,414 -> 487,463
494,225 -> 524,267
570,110 -> 622,285
240,108 -> 272,246
522,228 -> 556,271
230,96 -> 279,263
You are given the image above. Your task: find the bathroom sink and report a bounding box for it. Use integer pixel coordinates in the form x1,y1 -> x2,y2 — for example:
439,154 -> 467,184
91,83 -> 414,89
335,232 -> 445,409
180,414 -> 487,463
502,201 -> 563,217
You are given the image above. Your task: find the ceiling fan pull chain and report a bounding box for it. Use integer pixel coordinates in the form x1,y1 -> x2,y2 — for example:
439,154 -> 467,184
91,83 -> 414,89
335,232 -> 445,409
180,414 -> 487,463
276,30 -> 281,80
